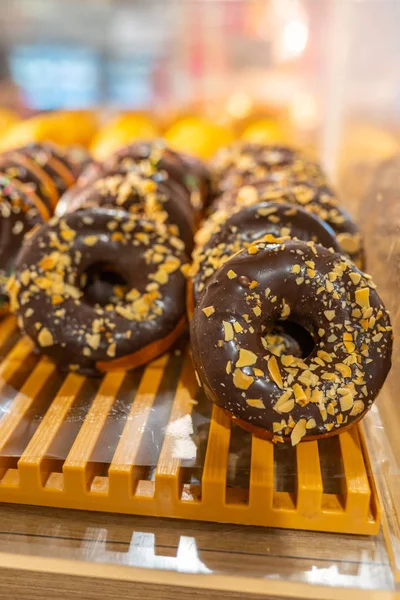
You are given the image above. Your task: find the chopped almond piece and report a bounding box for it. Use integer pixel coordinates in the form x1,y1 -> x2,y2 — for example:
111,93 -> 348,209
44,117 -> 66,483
38,327 -> 54,347
355,287 -> 370,309
344,341 -> 356,353
349,272 -> 362,286
350,400 -> 364,416
291,418 -> 307,446
236,348 -> 257,367
268,355 -> 283,388
223,321 -> 234,341
233,369 -> 254,390
281,354 -> 294,367
246,398 -> 265,409
233,321 -> 243,333
336,363 -> 352,378
339,393 -> 354,412
83,235 -> 98,246
324,310 -> 335,321
293,383 -> 307,404
202,306 -> 215,317
273,390 -> 293,412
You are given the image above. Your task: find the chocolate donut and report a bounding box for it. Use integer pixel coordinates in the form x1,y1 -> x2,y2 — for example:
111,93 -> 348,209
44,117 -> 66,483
104,140 -> 211,212
0,175 -> 44,313
57,152 -> 202,230
189,202 -> 342,309
199,181 -> 364,268
190,239 -> 392,444
57,170 -> 195,253
0,151 -> 59,213
9,208 -> 188,375
210,143 -> 327,195
15,143 -> 76,197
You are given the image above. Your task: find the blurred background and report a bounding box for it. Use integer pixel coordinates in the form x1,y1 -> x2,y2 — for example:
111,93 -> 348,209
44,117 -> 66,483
0,0 -> 399,193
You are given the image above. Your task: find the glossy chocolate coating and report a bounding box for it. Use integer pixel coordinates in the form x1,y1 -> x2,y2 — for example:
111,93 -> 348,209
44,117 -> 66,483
11,208 -> 188,376
0,175 -> 43,309
191,239 -> 392,443
210,143 -> 327,195
58,170 -> 195,253
191,202 -> 342,305
202,180 -> 364,268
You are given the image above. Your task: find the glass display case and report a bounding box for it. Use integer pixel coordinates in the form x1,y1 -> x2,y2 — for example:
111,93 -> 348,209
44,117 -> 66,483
0,1 -> 399,598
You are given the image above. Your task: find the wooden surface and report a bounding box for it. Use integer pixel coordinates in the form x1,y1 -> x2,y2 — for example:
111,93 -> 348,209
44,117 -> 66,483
0,501 -> 395,599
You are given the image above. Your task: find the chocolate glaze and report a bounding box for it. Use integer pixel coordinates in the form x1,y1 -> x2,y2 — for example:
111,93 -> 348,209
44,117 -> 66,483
210,143 -> 328,195
10,208 -> 188,375
191,201 -> 342,305
202,180 -> 364,268
190,239 -> 392,444
0,175 -> 43,309
58,170 -> 195,253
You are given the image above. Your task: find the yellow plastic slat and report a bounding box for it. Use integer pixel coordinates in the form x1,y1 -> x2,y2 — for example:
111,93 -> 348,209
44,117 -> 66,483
249,435 -> 274,510
154,351 -> 197,503
339,428 -> 371,519
63,371 -> 126,493
202,405 -> 231,506
0,337 -> 35,390
18,374 -> 86,490
296,440 -> 323,517
0,357 -> 56,455
0,317 -> 18,348
108,355 -> 169,498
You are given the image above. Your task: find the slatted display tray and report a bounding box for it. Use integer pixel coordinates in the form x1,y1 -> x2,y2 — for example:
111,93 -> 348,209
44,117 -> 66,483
0,316 -> 380,535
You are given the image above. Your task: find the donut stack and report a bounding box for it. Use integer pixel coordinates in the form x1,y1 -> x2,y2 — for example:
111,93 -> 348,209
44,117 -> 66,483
0,142 -> 90,313
190,142 -> 393,445
9,140 -> 211,376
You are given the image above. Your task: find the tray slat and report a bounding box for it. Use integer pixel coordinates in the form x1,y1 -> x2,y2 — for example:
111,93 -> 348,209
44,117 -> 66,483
339,428 -> 371,519
63,371 -> 126,492
18,374 -> 86,490
155,351 -> 197,502
202,405 -> 232,507
0,357 -> 56,453
108,355 -> 168,498
296,441 -> 323,517
249,435 -> 274,510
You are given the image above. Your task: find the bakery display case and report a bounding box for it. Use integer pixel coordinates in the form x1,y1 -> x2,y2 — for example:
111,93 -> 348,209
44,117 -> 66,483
0,1 -> 399,599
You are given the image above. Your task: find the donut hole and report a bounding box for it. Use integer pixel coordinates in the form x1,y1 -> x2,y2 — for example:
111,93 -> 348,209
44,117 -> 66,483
81,262 -> 129,307
262,320 -> 315,359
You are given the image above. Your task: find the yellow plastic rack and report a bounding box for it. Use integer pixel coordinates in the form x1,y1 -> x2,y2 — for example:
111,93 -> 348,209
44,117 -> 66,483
0,316 -> 380,535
